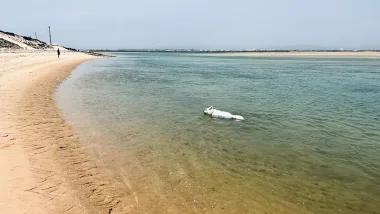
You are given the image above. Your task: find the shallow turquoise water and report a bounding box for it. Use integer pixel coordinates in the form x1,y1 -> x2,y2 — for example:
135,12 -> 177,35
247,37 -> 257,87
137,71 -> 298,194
57,53 -> 380,213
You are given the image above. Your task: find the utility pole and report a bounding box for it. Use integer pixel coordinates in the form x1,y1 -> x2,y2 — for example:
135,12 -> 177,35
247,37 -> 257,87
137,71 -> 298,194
48,26 -> 52,45
35,32 -> 38,40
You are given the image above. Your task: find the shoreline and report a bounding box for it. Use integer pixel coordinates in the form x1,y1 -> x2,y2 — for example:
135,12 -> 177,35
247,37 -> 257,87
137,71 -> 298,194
207,51 -> 380,58
0,52 -> 132,213
93,51 -> 380,58
91,50 -> 380,58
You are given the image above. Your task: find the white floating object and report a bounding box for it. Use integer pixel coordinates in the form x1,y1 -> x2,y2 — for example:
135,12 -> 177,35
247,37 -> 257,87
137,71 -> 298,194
203,106 -> 244,120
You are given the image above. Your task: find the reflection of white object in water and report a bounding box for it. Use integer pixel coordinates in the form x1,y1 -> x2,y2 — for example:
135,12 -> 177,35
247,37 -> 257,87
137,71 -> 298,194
203,106 -> 244,120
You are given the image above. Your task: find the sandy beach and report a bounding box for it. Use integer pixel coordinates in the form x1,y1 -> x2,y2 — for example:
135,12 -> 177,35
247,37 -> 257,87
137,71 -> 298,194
0,52 -> 134,214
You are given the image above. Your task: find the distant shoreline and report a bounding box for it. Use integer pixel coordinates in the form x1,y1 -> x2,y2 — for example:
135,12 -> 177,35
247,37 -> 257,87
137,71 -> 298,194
90,49 -> 380,53
211,51 -> 380,58
90,50 -> 380,58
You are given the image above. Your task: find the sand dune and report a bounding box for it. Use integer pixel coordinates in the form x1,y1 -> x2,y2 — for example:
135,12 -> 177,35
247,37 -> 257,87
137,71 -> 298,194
0,30 -> 71,52
0,30 -> 51,50
0,52 -> 134,213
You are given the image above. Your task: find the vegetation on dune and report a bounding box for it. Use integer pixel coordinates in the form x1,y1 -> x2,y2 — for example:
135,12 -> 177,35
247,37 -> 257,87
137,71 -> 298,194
0,38 -> 21,49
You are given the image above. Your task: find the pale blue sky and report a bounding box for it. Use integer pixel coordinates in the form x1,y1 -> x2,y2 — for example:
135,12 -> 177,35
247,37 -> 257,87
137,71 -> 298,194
1,0 -> 379,49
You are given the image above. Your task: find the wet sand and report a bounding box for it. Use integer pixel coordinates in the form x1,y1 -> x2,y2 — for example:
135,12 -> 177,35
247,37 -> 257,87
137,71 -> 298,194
0,52 -> 135,213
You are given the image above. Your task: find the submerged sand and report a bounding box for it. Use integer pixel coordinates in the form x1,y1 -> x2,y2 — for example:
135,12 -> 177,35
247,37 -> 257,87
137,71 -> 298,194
0,52 -> 135,214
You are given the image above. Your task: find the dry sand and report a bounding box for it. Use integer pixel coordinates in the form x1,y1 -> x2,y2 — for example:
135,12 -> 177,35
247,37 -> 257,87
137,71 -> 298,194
212,51 -> 380,58
0,52 -> 135,214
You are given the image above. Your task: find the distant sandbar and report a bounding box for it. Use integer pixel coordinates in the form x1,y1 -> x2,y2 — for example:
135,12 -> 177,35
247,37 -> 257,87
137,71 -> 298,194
210,51 -> 380,58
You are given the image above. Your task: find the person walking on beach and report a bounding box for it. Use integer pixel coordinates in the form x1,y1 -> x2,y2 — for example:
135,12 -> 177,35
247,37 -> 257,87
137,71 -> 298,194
57,48 -> 60,58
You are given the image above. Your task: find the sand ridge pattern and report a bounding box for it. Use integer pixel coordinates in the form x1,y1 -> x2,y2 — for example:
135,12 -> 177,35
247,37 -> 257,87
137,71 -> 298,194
0,52 -> 136,213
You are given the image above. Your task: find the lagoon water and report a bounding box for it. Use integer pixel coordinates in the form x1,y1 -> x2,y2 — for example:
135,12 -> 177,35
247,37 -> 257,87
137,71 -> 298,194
57,53 -> 380,213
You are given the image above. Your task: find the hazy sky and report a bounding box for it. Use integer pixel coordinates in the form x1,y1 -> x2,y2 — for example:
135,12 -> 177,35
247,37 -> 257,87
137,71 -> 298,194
1,0 -> 379,49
